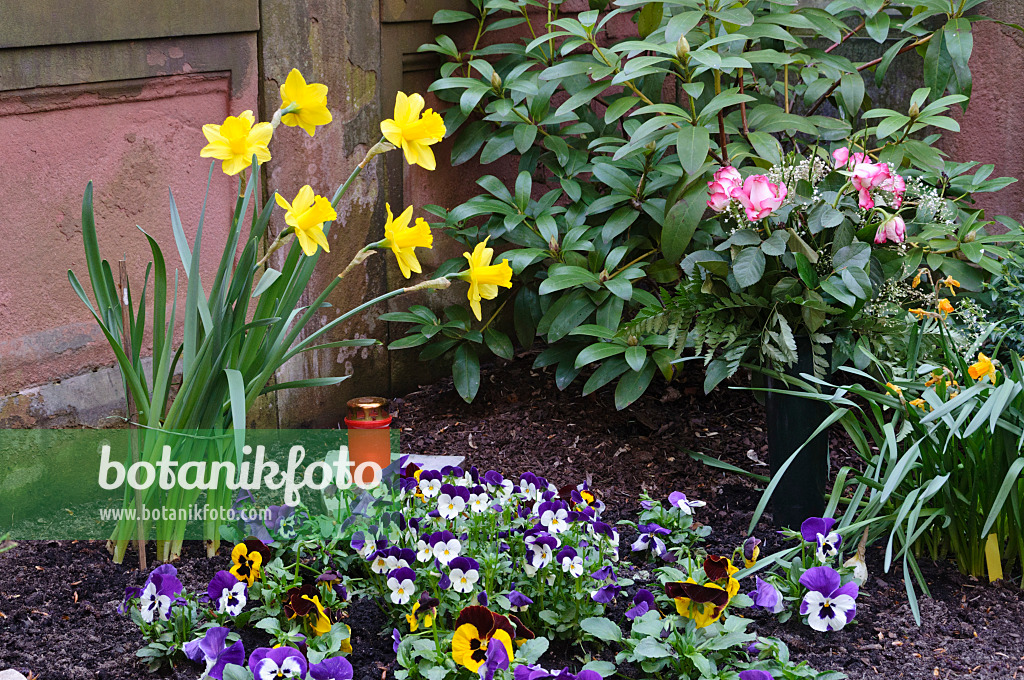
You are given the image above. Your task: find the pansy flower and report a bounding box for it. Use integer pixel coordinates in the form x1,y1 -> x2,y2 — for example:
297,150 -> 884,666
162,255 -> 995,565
665,579 -> 733,628
508,589 -> 533,611
557,547 -> 584,577
743,537 -> 761,568
309,656 -> 354,680
590,565 -> 616,583
264,504 -> 301,540
703,555 -> 739,583
508,613 -> 535,645
229,539 -> 268,586
392,629 -> 402,653
350,532 -> 379,560
631,523 -> 672,559
468,486 -> 490,513
668,491 -> 706,514
590,583 -> 622,604
388,567 -> 417,605
249,646 -> 307,680
139,564 -> 184,623
184,626 -> 245,680
449,556 -> 481,594
800,517 -> 842,563
739,671 -> 775,680
406,592 -> 438,632
799,566 -> 858,632
416,536 -> 434,563
748,576 -> 785,614
207,570 -> 247,616
524,532 -> 557,573
538,501 -> 570,534
284,584 -> 333,637
418,470 -> 443,498
438,483 -> 469,520
478,630 -> 511,680
625,588 -> 657,620
519,472 -> 545,502
369,549 -> 392,574
451,605 -> 515,673
431,530 -> 462,565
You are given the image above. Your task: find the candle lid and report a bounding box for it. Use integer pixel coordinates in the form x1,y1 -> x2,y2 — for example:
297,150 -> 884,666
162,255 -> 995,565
346,396 -> 389,421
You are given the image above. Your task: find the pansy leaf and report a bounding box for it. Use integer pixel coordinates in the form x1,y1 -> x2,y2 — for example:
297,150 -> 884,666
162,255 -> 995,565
516,637 -> 549,664
581,616 -> 623,642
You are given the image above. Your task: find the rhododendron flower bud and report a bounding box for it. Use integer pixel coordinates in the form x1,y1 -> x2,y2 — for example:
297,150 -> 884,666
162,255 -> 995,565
874,215 -> 905,244
731,175 -> 787,221
706,166 -> 742,212
882,172 -> 907,207
852,161 -> 891,210
832,146 -> 868,168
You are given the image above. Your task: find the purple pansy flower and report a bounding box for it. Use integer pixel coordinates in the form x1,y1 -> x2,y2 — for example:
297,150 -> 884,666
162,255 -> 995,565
800,517 -> 842,562
139,564 -> 184,623
508,589 -> 533,611
590,583 -> 621,604
207,570 -> 247,616
438,484 -> 469,520
479,630 -> 511,680
743,537 -> 762,567
387,567 -> 417,605
309,656 -> 354,680
626,588 -> 656,620
631,523 -> 671,558
667,491 -> 706,514
590,565 -> 616,583
392,629 -> 402,653
184,626 -> 245,680
739,671 -> 774,680
249,646 -> 307,680
748,576 -> 785,614
514,665 -> 551,680
799,566 -> 858,632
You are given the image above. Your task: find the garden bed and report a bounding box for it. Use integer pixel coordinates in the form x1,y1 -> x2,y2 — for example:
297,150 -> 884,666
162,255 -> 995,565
1,353 -> 1022,679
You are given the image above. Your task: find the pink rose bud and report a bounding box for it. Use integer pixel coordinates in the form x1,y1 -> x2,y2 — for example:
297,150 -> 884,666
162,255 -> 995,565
707,166 -> 742,212
730,175 -> 787,221
874,215 -> 906,244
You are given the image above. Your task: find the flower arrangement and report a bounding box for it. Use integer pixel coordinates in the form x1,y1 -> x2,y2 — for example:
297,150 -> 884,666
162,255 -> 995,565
70,69 -> 513,563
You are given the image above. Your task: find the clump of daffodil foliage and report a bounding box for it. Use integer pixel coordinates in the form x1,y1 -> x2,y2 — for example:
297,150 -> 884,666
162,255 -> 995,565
71,67 -> 512,565
120,457 -> 851,680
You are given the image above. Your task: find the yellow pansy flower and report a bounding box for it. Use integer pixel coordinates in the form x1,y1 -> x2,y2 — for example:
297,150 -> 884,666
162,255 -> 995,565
383,203 -> 433,278
380,92 -> 446,171
459,238 -> 513,321
229,542 -> 263,586
275,185 -> 336,257
200,110 -> 272,176
937,298 -> 954,316
968,352 -> 997,384
279,68 -> 333,136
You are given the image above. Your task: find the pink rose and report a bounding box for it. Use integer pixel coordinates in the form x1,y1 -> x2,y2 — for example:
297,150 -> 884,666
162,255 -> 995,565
730,175 -> 787,221
881,172 -> 906,207
874,215 -> 906,244
852,161 -> 891,210
707,166 -> 742,212
832,147 -> 868,168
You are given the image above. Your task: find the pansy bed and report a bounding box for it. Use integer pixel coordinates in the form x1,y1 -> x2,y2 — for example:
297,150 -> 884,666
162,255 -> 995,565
117,460 -> 860,680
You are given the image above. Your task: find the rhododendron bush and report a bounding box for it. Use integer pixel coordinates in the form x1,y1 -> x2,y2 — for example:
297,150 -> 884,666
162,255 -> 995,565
383,0 -> 1021,404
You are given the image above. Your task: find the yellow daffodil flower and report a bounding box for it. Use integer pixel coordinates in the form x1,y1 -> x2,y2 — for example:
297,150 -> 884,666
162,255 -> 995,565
380,92 -> 446,171
937,298 -> 954,316
908,398 -> 930,412
885,382 -> 903,398
383,203 -> 433,278
909,308 -> 929,319
459,238 -> 513,321
968,352 -> 997,384
911,269 -> 927,288
939,275 -> 961,296
279,68 -> 333,136
200,110 -> 272,176
275,185 -> 336,257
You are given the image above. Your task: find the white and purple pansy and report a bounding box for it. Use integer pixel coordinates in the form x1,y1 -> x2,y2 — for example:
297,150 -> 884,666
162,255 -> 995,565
351,533 -> 379,560
625,588 -> 656,620
800,517 -> 843,563
799,566 -> 858,632
387,566 -> 417,605
556,547 -> 584,577
183,626 -> 245,680
139,564 -> 184,623
630,523 -> 671,558
438,483 -> 470,520
418,470 -> 443,498
207,570 -> 247,616
448,556 -> 481,594
667,491 -> 706,514
431,530 -> 462,565
264,504 -> 301,540
249,646 -> 307,680
369,549 -> 392,574
748,576 -> 785,614
468,486 -> 490,513
508,588 -> 533,611
416,536 -> 434,563
309,655 -> 354,680
538,500 -> 570,534
520,472 -> 545,502
524,532 -> 558,572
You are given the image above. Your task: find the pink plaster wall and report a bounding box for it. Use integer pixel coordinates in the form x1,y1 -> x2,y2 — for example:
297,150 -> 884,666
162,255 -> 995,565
0,68 -> 258,395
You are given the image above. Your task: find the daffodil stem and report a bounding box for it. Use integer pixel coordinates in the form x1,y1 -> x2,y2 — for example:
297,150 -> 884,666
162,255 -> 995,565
256,229 -> 295,268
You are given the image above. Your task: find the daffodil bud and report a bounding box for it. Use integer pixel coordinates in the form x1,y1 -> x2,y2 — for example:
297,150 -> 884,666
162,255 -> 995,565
675,35 -> 690,61
491,71 -> 502,90
402,277 -> 452,293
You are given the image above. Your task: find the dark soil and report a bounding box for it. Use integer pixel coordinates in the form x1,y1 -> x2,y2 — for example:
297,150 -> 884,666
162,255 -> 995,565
1,351 -> 1021,679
